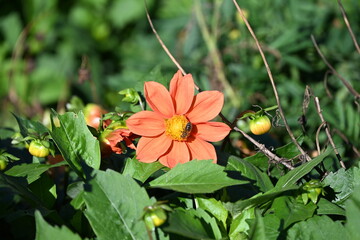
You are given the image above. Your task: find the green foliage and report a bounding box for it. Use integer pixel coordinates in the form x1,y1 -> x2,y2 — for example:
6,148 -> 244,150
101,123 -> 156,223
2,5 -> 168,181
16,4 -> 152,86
149,160 -> 247,194
0,0 -> 360,239
35,211 -> 82,240
50,110 -> 101,176
83,169 -> 154,240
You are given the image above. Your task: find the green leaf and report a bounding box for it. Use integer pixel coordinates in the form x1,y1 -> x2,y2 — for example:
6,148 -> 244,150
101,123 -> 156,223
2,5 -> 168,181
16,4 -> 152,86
148,160 -> 247,194
29,174 -> 56,209
271,196 -> 317,229
226,187 -> 297,218
345,185 -> 360,239
316,198 -> 345,216
275,148 -> 332,189
323,165 -> 360,205
261,214 -> 281,240
122,157 -> 164,183
13,113 -> 49,137
50,111 -> 101,177
247,210 -> 267,240
229,207 -> 255,240
275,135 -> 304,159
243,152 -> 269,171
226,155 -> 274,192
0,173 -> 51,214
83,169 -> 154,240
197,197 -> 229,229
35,211 -> 82,240
163,209 -> 219,240
287,215 -> 349,240
6,162 -> 67,184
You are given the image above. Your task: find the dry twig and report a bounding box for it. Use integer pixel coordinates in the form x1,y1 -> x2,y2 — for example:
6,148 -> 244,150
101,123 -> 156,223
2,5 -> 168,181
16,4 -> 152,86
144,2 -> 187,77
311,35 -> 360,103
234,127 -> 294,170
314,97 -> 346,169
337,0 -> 360,55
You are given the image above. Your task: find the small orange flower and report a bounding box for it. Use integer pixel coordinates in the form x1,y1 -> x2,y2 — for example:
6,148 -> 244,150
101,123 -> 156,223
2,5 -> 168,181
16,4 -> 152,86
100,128 -> 137,157
126,70 -> 231,168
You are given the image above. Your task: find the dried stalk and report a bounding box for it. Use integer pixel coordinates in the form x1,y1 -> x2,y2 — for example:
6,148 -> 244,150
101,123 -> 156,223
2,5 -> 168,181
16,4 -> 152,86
144,2 -> 187,77
232,0 -> 310,161
337,0 -> 360,55
311,35 -> 360,102
314,97 -> 346,169
315,121 -> 327,155
234,127 -> 294,170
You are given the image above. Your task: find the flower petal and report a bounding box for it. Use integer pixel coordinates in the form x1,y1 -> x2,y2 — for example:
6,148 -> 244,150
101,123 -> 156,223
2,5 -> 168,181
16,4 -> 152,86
194,122 -> 231,142
126,111 -> 165,137
159,141 -> 190,168
169,71 -> 195,115
136,134 -> 172,163
186,137 -> 217,162
145,81 -> 174,118
186,91 -> 224,123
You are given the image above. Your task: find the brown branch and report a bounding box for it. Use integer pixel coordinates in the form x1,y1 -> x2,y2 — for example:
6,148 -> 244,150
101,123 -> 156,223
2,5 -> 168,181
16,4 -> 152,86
232,0 -> 310,161
233,127 -> 294,170
315,121 -> 326,155
337,0 -> 360,55
311,35 -> 360,101
314,97 -> 346,169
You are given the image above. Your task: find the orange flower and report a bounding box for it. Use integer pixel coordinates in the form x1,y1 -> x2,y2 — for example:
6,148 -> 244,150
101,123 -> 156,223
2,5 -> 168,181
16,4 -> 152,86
99,128 -> 137,157
126,70 -> 231,168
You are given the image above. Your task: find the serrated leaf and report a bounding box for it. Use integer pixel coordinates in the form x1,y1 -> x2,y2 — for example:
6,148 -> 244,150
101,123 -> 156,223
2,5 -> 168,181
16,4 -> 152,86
50,111 -> 100,177
323,166 -> 360,205
122,157 -> 163,183
5,162 -> 67,184
275,148 -> 332,189
226,155 -> 274,192
83,169 -> 154,240
148,160 -> 247,194
35,211 -> 82,240
287,215 -> 348,240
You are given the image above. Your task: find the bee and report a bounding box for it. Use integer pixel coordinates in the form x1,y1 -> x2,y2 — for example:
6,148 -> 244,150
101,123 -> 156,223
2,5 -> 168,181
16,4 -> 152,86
180,122 -> 192,139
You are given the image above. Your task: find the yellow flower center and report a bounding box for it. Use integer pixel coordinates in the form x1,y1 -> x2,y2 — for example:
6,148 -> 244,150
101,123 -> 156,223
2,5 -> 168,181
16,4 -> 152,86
165,115 -> 192,141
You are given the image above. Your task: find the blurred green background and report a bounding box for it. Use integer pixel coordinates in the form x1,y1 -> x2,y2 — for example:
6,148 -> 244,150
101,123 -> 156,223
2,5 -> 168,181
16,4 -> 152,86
0,0 -> 359,163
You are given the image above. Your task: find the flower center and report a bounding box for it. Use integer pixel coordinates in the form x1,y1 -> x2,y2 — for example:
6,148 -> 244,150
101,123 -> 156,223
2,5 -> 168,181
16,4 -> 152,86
165,115 -> 192,141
